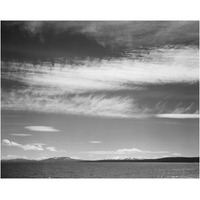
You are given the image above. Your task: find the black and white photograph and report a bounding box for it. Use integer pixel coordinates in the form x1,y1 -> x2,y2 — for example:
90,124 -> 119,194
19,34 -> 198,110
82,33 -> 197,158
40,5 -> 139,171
1,21 -> 199,179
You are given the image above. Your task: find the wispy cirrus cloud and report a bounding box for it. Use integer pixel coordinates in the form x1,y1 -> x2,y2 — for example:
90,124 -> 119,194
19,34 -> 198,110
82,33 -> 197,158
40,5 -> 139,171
1,46 -> 198,119
2,89 -> 199,119
155,102 -> 199,119
2,46 -> 198,93
2,92 -> 142,118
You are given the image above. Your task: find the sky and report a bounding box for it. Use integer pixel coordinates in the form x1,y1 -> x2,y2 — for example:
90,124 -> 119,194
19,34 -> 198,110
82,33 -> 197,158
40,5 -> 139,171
1,21 -> 199,160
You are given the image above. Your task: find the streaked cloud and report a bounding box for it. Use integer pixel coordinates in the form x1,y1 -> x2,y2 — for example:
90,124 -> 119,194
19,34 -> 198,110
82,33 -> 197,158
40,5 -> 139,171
89,141 -> 102,144
154,102 -> 199,119
10,133 -> 32,137
1,47 -> 198,119
25,126 -> 60,132
2,139 -> 44,151
2,88 -> 199,119
2,92 -> 142,118
2,46 -> 198,92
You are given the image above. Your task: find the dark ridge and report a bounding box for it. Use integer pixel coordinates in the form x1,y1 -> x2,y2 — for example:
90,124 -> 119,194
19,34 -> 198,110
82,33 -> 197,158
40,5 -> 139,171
1,157 -> 199,163
40,157 -> 79,163
1,157 -> 80,163
1,158 -> 35,163
90,157 -> 199,163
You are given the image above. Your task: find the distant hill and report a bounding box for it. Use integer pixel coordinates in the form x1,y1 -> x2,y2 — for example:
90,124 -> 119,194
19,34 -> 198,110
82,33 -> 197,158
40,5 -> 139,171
1,158 -> 34,163
1,156 -> 199,163
40,157 -> 79,163
92,157 -> 199,163
1,157 -> 80,163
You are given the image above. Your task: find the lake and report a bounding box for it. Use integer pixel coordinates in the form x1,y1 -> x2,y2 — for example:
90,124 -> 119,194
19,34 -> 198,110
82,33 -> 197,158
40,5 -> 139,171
1,162 -> 199,178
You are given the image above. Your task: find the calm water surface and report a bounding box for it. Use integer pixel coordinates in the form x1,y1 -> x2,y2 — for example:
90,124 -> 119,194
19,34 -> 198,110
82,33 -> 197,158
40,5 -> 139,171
1,162 -> 199,178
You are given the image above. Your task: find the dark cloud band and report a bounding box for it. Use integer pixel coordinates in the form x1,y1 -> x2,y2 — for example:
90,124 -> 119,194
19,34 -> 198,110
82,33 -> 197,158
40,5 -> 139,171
2,21 -> 199,61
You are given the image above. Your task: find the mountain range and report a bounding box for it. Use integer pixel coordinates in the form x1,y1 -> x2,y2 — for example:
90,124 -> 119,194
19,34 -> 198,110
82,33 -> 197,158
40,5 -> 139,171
1,156 -> 199,163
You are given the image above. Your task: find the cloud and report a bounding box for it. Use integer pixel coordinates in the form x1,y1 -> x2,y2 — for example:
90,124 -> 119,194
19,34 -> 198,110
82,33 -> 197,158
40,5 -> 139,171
89,141 -> 102,144
155,114 -> 199,119
116,148 -> 142,154
2,139 -> 44,151
10,133 -> 32,136
70,156 -> 80,160
25,126 -> 60,132
2,91 -> 144,118
117,148 -> 169,154
83,21 -> 199,49
46,147 -> 57,152
2,139 -> 60,153
6,21 -> 199,49
86,147 -> 169,155
2,46 -> 198,92
154,102 -> 199,119
1,154 -> 27,160
1,46 -> 198,119
172,153 -> 181,156
2,89 -> 198,119
2,88 -> 199,119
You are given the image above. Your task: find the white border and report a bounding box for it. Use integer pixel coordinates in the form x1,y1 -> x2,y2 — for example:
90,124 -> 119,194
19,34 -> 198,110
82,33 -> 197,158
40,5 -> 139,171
0,0 -> 200,20
1,179 -> 200,200
0,0 -> 200,200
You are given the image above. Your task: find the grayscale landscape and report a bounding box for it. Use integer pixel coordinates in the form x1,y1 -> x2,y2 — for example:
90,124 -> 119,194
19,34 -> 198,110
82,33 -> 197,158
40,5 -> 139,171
1,21 -> 199,178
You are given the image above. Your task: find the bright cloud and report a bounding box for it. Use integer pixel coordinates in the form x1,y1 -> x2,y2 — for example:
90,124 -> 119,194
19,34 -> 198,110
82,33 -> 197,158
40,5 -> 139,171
25,126 -> 60,132
86,147 -> 169,155
46,147 -> 57,152
116,148 -> 169,154
2,139 -> 59,152
89,141 -> 102,144
2,139 -> 44,151
155,114 -> 199,119
1,154 -> 27,160
172,153 -> 181,156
